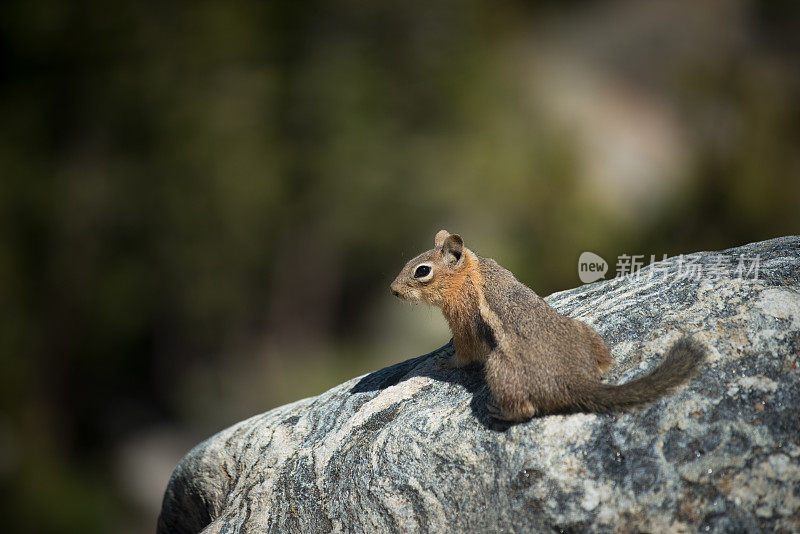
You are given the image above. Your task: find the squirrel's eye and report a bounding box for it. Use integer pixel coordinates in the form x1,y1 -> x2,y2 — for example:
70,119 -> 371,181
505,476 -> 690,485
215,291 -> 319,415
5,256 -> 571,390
414,265 -> 432,279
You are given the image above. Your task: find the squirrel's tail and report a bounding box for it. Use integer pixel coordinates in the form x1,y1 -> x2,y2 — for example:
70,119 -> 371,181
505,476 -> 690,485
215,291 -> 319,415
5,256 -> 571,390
577,337 -> 706,413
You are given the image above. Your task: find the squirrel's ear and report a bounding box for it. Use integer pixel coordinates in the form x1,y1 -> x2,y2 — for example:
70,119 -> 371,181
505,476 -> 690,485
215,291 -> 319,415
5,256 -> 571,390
442,234 -> 464,265
434,230 -> 450,248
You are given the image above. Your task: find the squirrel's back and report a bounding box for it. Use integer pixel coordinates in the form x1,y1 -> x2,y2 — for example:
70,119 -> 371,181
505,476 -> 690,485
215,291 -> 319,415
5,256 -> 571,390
477,255 -> 612,377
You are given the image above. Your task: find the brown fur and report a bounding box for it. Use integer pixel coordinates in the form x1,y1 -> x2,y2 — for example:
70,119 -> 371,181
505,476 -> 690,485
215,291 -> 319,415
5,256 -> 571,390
391,230 -> 706,422
440,253 -> 492,365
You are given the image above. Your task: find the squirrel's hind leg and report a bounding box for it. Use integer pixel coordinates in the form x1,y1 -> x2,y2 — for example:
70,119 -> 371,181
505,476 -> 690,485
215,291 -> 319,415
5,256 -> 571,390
486,397 -> 538,422
484,349 -> 541,422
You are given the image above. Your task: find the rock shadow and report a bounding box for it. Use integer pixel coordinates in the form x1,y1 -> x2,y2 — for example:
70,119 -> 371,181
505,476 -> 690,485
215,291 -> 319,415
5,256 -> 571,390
349,341 -> 518,431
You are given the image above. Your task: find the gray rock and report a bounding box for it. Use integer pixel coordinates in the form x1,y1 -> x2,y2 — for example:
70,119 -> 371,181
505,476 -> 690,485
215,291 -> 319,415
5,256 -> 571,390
158,237 -> 800,533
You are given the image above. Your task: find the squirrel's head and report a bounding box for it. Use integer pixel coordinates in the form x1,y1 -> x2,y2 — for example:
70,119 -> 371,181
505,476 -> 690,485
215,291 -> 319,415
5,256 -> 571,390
390,230 -> 470,307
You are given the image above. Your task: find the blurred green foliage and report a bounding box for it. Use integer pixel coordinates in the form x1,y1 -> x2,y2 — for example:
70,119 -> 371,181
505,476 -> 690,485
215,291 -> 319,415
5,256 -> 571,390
0,1 -> 798,532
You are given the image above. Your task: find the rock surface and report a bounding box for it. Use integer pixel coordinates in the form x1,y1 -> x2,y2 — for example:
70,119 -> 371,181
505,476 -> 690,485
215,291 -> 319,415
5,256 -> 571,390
158,237 -> 800,533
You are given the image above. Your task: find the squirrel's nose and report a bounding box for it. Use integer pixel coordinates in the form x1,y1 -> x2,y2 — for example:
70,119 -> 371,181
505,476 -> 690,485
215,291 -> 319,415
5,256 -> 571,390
390,283 -> 401,298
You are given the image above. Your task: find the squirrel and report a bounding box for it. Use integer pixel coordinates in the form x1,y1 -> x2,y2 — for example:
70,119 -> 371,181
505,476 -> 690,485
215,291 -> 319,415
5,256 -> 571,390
390,230 -> 705,422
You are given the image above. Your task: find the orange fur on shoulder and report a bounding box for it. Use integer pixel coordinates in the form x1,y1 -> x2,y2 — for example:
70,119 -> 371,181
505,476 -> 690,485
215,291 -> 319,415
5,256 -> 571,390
438,253 -> 488,364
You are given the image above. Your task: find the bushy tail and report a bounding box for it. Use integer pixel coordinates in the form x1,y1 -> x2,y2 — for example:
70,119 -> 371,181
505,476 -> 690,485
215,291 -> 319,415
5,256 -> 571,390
578,337 -> 706,413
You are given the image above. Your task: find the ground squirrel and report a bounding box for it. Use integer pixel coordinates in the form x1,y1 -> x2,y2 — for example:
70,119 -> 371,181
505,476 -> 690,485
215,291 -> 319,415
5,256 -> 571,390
390,230 -> 705,422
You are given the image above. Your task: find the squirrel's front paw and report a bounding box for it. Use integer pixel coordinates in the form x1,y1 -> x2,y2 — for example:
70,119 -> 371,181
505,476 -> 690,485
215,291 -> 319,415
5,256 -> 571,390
439,341 -> 458,370
441,352 -> 470,370
440,354 -> 459,369
486,399 -> 507,420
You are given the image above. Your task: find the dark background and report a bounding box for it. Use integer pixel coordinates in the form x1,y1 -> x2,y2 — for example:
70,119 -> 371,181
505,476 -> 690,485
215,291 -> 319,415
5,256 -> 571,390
1,1 -> 798,532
